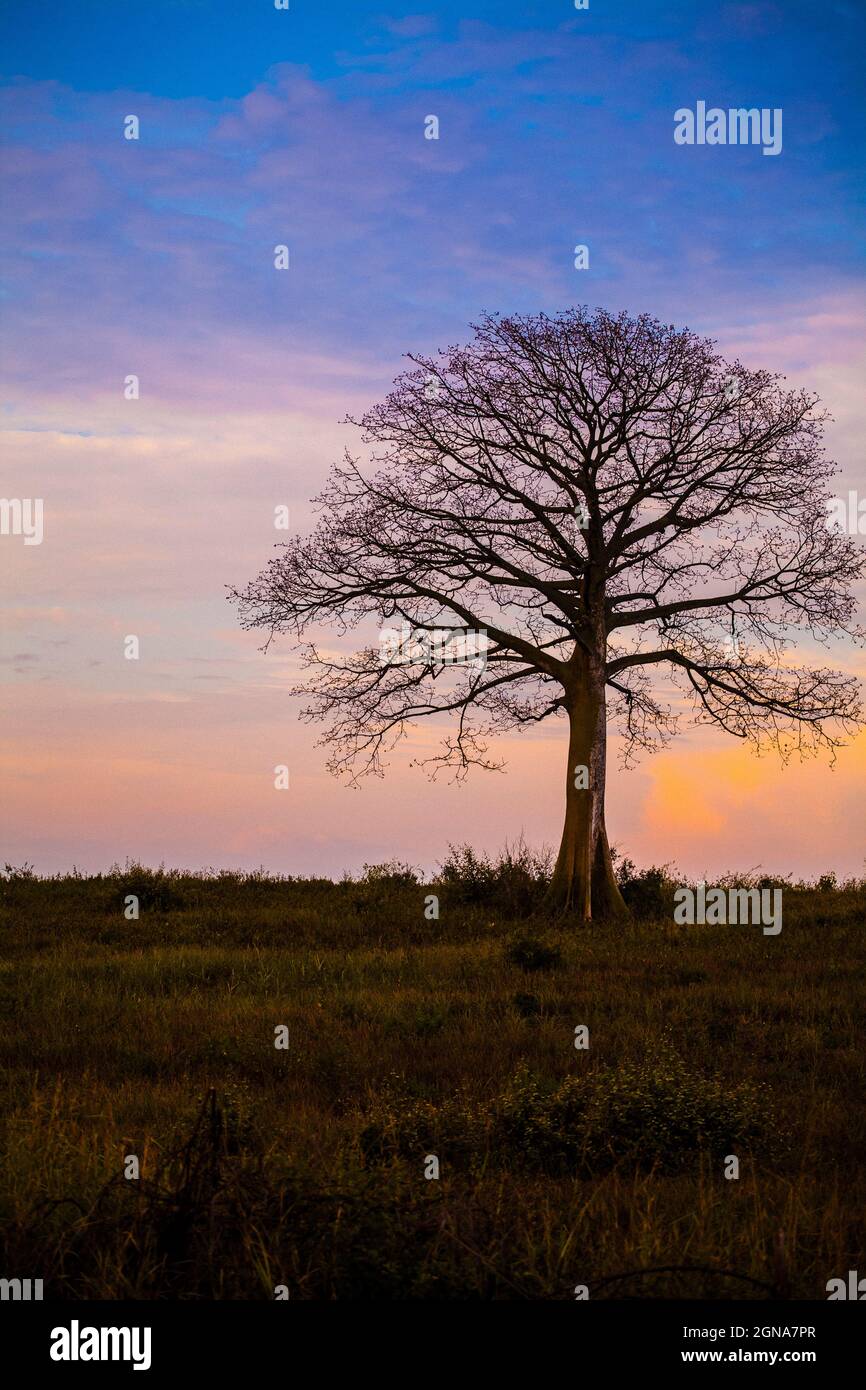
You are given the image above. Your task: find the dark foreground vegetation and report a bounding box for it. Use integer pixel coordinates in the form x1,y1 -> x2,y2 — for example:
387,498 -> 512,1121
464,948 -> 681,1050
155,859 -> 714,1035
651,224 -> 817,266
0,848 -> 863,1299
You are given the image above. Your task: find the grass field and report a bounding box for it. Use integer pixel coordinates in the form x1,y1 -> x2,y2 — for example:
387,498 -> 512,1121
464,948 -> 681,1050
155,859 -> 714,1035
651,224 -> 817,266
1,852 -> 863,1300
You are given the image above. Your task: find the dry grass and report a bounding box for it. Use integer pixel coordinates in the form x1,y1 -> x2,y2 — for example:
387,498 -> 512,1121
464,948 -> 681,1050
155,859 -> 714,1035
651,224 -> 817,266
0,859 -> 863,1299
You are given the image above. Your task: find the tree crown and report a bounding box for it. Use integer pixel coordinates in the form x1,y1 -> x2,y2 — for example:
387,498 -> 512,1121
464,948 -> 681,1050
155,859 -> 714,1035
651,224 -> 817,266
232,307 -> 864,779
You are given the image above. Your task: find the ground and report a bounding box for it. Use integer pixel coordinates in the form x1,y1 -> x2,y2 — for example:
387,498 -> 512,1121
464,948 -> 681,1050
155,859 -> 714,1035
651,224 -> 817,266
0,862 -> 863,1299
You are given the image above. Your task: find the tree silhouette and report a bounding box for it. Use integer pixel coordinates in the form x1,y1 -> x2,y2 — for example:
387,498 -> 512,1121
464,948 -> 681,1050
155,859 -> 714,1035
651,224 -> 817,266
231,308 -> 864,918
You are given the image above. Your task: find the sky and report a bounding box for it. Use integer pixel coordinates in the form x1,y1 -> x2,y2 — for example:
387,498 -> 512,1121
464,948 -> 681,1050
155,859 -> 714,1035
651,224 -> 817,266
1,0 -> 865,880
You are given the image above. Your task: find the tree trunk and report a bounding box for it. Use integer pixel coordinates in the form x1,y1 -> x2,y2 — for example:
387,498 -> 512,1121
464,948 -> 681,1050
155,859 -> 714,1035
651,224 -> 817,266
545,667 -> 629,921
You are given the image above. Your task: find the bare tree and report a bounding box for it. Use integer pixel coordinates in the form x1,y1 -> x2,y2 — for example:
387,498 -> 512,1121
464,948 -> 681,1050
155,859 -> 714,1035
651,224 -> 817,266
231,308 -> 864,919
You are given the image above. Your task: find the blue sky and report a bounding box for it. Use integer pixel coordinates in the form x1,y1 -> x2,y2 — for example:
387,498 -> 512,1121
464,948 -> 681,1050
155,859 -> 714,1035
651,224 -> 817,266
2,0 -> 864,380
3,4 -> 861,350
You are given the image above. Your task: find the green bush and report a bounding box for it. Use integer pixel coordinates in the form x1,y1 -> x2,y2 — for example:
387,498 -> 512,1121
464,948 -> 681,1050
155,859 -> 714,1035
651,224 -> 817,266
436,844 -> 496,904
115,865 -> 186,913
360,1052 -> 773,1175
616,858 -> 674,919
359,860 -> 420,887
437,837 -> 551,915
358,1077 -> 476,1165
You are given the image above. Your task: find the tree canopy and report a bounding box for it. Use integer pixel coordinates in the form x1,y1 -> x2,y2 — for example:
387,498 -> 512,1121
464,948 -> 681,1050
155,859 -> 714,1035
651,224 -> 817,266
232,307 -> 864,915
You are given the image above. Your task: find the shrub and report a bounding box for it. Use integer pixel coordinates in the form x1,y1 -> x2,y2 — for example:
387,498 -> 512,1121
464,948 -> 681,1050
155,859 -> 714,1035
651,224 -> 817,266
492,838 -> 552,915
360,1052 -> 774,1176
359,860 -> 420,887
504,934 -> 562,972
496,1053 -> 772,1171
438,837 -> 551,915
436,844 -> 495,904
616,858 -> 674,919
569,1055 -> 769,1171
114,865 -> 186,913
358,1076 -> 476,1165
2,861 -> 36,881
0,862 -> 38,913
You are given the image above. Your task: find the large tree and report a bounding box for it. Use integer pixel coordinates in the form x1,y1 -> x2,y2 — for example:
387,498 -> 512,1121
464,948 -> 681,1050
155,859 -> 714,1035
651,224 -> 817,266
231,309 -> 864,918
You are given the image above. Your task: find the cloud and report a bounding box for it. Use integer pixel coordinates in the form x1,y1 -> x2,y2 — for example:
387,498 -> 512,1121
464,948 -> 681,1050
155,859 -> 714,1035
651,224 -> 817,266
379,15 -> 440,41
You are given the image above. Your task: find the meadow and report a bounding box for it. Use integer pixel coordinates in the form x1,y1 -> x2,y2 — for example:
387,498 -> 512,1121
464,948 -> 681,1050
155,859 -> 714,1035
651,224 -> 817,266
0,848 -> 863,1300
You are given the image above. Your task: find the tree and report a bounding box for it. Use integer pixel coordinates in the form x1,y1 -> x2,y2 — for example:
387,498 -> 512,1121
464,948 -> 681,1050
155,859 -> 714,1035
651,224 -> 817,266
231,308 -> 864,919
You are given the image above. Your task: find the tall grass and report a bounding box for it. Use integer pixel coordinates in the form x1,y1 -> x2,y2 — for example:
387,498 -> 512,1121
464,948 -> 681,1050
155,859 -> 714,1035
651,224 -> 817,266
0,853 -> 863,1298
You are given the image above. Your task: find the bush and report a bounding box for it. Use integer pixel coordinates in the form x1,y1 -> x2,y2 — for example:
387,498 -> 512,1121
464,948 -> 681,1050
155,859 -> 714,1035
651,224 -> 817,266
360,1051 -> 774,1176
358,1076 -> 476,1165
616,858 -> 674,919
436,844 -> 495,904
0,862 -> 38,912
504,934 -> 562,972
493,1056 -> 770,1172
114,865 -> 186,913
359,860 -> 420,887
2,862 -> 35,881
437,837 -> 551,915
